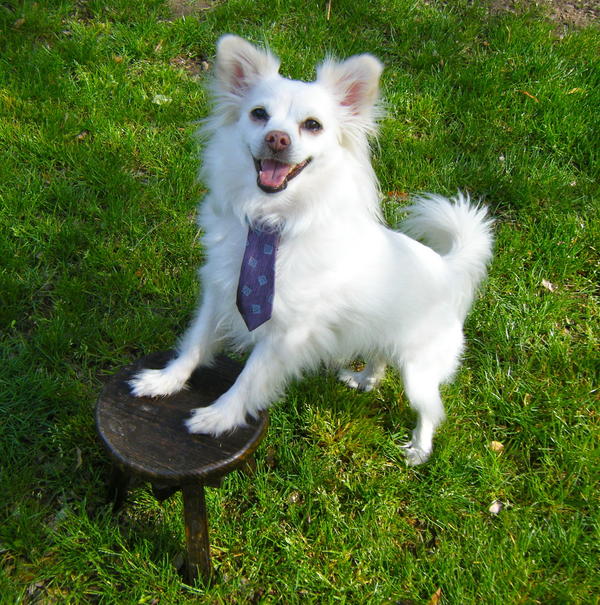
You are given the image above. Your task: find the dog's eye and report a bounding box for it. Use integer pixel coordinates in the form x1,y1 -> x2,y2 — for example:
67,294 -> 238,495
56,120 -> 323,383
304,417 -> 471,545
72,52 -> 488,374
302,118 -> 322,132
250,107 -> 269,121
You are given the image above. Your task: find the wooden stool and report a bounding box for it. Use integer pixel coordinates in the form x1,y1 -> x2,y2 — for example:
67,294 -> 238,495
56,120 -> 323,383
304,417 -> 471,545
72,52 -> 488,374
95,351 -> 269,584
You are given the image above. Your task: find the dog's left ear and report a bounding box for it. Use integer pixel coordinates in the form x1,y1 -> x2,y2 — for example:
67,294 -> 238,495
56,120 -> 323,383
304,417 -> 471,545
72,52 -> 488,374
317,54 -> 383,117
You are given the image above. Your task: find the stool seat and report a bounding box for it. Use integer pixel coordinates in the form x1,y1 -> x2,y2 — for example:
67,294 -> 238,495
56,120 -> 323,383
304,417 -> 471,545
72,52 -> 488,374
95,350 -> 269,583
96,350 -> 268,484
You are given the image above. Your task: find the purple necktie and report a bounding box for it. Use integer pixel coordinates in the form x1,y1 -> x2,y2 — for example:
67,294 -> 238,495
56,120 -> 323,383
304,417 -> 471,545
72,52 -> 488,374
236,226 -> 280,331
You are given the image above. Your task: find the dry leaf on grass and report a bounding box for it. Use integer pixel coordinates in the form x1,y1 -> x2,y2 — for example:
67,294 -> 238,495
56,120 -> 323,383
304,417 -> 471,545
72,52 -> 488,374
490,440 -> 505,453
517,89 -> 540,102
387,190 -> 410,201
541,279 -> 557,292
427,587 -> 443,605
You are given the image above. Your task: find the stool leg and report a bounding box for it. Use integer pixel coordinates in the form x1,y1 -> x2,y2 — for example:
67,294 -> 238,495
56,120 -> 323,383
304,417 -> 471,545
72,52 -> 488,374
108,464 -> 130,511
181,483 -> 212,584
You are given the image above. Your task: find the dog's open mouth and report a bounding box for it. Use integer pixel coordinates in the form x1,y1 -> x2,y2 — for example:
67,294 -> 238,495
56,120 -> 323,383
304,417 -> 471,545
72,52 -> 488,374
254,157 -> 311,193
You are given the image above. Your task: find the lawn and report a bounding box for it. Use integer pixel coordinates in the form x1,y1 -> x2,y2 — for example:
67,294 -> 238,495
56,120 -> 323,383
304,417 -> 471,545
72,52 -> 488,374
0,0 -> 598,602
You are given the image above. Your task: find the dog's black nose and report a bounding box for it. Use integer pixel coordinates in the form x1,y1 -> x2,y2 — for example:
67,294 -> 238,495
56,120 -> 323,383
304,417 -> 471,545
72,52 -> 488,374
265,130 -> 291,153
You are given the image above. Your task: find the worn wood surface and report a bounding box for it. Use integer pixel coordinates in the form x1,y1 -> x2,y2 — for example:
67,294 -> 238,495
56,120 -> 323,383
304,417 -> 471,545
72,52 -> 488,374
96,351 -> 269,485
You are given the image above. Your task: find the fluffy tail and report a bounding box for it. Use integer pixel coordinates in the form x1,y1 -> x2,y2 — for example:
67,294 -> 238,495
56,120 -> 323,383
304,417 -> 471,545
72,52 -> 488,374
402,192 -> 494,317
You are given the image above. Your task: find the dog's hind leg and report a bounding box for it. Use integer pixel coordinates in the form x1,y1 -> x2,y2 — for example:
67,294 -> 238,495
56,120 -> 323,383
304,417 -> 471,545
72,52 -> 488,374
399,363 -> 446,466
338,357 -> 386,392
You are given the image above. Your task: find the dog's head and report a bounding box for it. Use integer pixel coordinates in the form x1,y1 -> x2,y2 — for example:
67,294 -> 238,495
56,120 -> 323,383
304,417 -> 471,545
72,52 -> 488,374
208,35 -> 383,195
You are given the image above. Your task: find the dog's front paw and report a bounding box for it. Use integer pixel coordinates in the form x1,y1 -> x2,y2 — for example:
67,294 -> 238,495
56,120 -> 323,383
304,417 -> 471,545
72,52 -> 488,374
185,404 -> 247,436
338,368 -> 380,392
129,368 -> 187,398
400,441 -> 431,466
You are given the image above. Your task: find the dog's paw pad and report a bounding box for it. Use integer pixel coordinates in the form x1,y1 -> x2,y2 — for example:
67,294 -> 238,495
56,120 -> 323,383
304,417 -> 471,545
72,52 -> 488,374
338,369 -> 378,392
128,369 -> 185,398
400,442 -> 431,466
185,406 -> 245,436
338,369 -> 360,389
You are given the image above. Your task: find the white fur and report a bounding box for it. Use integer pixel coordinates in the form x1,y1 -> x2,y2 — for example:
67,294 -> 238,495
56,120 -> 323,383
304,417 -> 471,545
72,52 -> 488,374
129,36 -> 494,465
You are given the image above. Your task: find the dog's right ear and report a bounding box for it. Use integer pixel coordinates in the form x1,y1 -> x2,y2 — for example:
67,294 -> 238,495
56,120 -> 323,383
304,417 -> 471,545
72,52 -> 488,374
215,35 -> 280,98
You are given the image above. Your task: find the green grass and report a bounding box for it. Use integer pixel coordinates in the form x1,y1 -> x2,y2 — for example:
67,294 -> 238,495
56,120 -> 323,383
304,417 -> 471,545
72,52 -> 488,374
1,0 -> 599,602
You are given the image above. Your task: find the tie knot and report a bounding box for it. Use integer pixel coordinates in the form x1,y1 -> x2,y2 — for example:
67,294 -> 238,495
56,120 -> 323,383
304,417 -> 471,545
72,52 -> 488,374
248,218 -> 283,235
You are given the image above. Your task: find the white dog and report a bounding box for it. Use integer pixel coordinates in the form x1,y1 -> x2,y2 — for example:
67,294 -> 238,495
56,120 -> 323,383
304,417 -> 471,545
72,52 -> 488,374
129,35 -> 493,465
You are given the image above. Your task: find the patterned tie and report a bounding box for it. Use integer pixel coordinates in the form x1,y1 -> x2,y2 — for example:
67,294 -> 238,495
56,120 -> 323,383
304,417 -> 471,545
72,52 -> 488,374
236,225 -> 281,331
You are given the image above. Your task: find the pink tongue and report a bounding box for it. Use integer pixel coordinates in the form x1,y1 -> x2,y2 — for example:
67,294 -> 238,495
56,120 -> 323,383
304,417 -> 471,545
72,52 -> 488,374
259,159 -> 293,188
